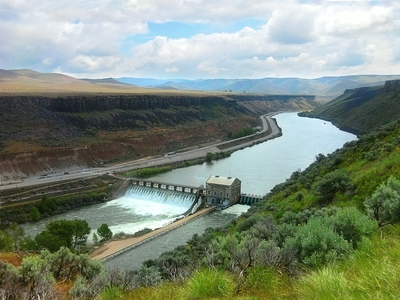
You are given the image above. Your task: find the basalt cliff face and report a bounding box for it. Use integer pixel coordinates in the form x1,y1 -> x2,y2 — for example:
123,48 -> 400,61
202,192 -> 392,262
0,93 -> 317,179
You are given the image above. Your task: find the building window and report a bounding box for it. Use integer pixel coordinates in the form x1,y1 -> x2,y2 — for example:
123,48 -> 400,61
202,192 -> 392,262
214,191 -> 216,196
227,193 -> 229,197
220,192 -> 223,197
208,191 -> 210,195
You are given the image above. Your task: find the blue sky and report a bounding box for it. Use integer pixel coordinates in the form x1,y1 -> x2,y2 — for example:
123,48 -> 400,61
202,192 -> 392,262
0,0 -> 399,79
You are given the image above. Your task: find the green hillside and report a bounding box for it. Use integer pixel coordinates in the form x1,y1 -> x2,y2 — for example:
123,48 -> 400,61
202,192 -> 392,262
2,88 -> 400,298
92,102 -> 400,300
115,111 -> 400,300
301,80 -> 400,135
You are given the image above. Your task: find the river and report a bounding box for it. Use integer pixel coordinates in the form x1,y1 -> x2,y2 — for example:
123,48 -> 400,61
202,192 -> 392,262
150,112 -> 356,195
22,113 -> 357,270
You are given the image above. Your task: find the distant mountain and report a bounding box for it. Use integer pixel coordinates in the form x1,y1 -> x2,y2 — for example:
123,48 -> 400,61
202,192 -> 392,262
117,77 -> 194,86
116,75 -> 400,99
300,80 -> 400,135
0,69 -> 152,94
81,78 -> 132,85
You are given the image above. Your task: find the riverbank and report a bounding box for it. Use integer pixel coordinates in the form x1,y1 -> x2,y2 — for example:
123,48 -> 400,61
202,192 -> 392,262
0,113 -> 281,194
90,206 -> 216,261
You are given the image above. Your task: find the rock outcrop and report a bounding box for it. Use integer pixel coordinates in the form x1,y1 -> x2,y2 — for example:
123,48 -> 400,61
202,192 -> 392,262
0,93 -> 317,178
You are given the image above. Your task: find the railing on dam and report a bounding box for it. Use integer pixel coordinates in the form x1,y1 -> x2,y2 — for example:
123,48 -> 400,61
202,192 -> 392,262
129,178 -> 203,194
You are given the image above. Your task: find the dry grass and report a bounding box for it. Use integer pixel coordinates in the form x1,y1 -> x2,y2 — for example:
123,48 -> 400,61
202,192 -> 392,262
0,70 -> 231,97
0,252 -> 26,267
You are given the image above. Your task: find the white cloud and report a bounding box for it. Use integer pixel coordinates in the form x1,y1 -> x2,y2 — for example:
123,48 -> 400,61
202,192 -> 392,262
165,66 -> 179,73
320,5 -> 393,36
42,57 -> 55,66
264,4 -> 317,44
1,0 -> 399,78
197,60 -> 228,74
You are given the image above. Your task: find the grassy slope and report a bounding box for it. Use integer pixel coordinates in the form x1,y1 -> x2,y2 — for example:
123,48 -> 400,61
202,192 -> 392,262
110,118 -> 400,300
301,84 -> 400,135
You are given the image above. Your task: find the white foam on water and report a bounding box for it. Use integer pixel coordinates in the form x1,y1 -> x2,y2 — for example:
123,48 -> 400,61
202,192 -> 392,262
109,217 -> 177,235
103,185 -> 195,217
222,204 -> 251,216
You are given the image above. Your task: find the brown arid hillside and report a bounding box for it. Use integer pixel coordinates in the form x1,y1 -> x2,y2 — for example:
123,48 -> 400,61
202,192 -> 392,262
0,69 -> 318,180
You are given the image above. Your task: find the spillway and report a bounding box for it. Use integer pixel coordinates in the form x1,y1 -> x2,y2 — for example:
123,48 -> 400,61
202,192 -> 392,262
124,185 -> 196,211
95,185 -> 197,236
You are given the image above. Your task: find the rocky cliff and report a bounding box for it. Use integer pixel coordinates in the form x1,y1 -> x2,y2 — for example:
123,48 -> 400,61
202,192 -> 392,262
0,93 -> 317,178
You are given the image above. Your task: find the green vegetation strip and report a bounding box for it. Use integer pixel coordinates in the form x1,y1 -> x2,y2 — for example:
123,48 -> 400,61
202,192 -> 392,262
125,166 -> 173,178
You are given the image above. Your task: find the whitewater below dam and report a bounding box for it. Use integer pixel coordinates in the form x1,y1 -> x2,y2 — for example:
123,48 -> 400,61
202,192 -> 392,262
22,113 -> 357,270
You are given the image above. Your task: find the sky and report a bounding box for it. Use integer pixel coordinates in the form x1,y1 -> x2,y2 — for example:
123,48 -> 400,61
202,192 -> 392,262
0,0 -> 399,79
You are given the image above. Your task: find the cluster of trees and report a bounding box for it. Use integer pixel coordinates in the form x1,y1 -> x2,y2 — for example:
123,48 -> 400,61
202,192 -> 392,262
0,191 -> 109,227
205,151 -> 231,163
227,127 -> 256,140
125,166 -> 173,178
0,220 -> 113,255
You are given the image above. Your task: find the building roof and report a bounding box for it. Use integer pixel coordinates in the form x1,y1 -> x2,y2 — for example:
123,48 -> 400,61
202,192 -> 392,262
206,175 -> 240,186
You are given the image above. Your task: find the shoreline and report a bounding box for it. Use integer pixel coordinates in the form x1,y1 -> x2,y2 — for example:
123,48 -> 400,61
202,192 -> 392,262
0,113 -> 282,192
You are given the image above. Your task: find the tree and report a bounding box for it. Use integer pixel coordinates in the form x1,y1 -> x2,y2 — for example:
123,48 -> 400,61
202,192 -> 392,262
0,230 -> 13,251
92,233 -> 99,245
97,224 -> 113,243
35,230 -> 67,252
35,219 -> 91,252
46,220 -> 76,248
72,220 -> 91,251
5,223 -> 25,251
205,152 -> 213,163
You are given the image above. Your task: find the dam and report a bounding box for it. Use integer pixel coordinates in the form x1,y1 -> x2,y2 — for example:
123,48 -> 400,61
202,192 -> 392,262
116,176 -> 264,213
90,175 -> 264,261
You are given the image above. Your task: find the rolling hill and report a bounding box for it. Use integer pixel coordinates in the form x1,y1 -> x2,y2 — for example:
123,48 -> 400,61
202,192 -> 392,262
300,80 -> 400,135
0,69 -> 159,95
116,75 -> 400,100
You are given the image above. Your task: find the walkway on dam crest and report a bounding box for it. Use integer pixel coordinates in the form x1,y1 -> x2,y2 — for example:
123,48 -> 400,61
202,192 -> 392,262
90,206 -> 216,261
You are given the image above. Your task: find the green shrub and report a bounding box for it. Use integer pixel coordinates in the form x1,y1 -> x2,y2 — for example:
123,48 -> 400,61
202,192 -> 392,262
285,217 -> 352,268
312,170 -> 353,203
331,207 -> 377,248
236,214 -> 262,233
365,176 -> 400,227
